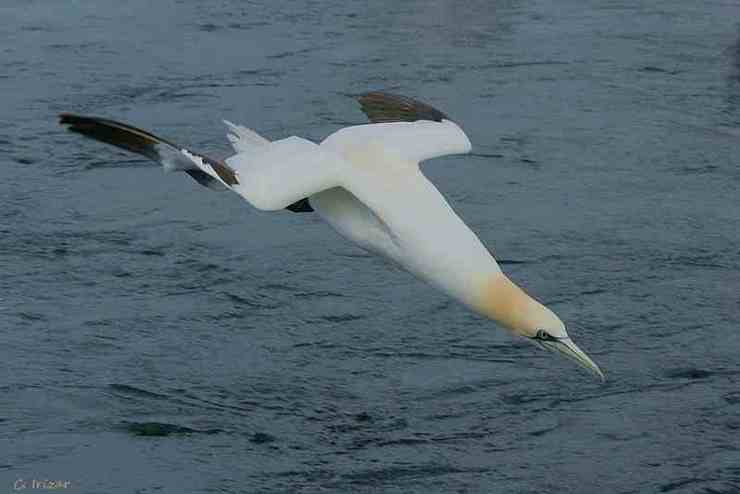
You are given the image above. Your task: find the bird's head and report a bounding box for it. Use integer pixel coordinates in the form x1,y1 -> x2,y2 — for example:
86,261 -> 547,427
476,274 -> 605,381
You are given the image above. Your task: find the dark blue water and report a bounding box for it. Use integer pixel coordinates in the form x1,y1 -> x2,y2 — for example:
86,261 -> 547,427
2,1 -> 740,492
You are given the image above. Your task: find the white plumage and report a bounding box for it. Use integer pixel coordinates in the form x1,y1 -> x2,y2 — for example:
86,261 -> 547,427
215,119 -> 496,312
59,92 -> 604,381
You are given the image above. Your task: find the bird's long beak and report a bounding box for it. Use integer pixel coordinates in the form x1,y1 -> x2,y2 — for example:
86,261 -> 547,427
532,337 -> 605,382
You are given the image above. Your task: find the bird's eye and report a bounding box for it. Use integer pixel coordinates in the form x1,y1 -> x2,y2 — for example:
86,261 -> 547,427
535,330 -> 552,341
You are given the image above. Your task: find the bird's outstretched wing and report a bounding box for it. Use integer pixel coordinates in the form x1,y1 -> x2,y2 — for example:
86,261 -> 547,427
321,91 -> 471,165
59,113 -> 238,190
59,113 -> 316,212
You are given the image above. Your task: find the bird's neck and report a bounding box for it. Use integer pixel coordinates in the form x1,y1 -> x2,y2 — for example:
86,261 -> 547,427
474,274 -> 550,334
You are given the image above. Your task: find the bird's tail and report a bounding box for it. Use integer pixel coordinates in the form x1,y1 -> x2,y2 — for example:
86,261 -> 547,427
223,120 -> 270,153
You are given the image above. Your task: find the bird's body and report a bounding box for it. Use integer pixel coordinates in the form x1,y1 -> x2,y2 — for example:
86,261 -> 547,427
313,127 -> 501,315
59,91 -> 604,380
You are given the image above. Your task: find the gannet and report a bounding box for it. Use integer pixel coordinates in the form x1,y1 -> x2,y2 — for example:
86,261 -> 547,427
59,91 -> 604,380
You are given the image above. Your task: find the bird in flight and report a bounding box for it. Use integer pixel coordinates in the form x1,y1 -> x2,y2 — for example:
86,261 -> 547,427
60,91 -> 604,381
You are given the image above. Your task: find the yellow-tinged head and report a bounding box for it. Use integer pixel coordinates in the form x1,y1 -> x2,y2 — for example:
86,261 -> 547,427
476,274 -> 605,381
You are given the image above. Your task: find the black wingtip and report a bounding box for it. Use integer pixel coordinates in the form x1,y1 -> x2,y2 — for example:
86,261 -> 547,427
59,112 -> 105,128
57,112 -> 166,161
357,91 -> 450,124
59,112 -> 89,129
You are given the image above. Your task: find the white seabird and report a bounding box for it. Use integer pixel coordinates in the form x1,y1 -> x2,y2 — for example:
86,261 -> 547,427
60,91 -> 604,380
